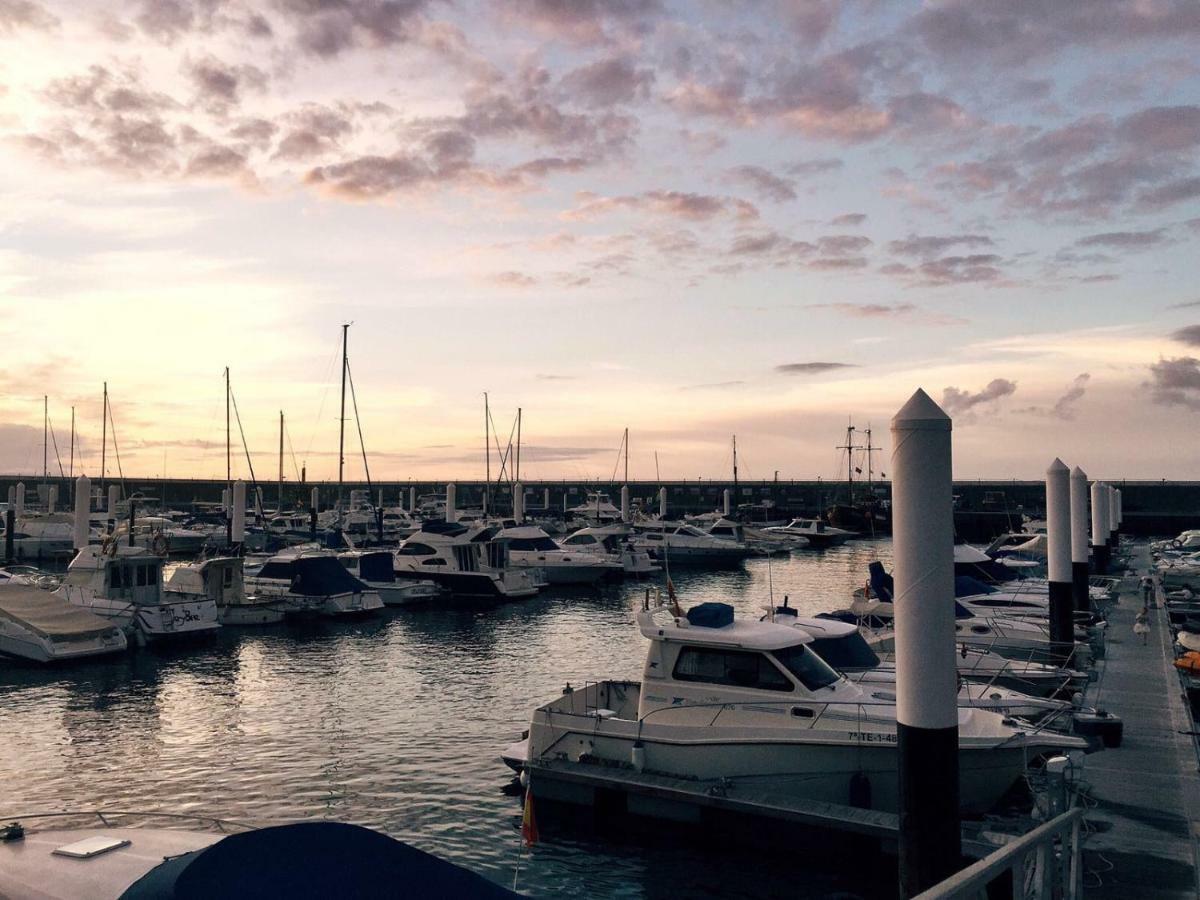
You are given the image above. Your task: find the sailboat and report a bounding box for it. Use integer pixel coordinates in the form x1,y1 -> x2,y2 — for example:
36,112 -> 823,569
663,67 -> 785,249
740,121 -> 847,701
825,422 -> 890,535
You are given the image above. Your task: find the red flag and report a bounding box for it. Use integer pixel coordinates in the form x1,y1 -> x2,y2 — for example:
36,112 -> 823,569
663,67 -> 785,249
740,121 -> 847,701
521,789 -> 539,847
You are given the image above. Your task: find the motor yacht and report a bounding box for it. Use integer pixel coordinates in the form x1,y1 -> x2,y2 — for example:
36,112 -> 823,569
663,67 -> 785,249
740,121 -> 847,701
0,584 -> 128,662
393,522 -> 542,600
338,549 -> 437,605
53,544 -> 220,644
127,516 -> 208,555
495,524 -> 621,585
763,518 -> 856,548
2,515 -> 76,561
163,557 -> 287,625
566,491 -> 623,523
559,523 -> 659,577
244,548 -> 383,617
506,598 -> 1085,814
629,522 -> 752,565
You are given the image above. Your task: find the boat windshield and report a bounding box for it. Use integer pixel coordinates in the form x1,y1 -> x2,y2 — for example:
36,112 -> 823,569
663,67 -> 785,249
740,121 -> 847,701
771,644 -> 841,690
806,633 -> 880,670
506,537 -> 560,551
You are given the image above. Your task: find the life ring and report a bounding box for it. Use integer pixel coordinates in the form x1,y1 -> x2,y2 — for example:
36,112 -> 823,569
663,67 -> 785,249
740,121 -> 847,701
151,533 -> 171,556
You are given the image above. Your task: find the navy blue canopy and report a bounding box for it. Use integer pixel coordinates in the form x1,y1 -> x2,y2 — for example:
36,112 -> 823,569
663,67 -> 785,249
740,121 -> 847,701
686,602 -> 735,628
357,551 -> 396,583
954,575 -> 997,597
258,556 -> 366,595
119,822 -> 518,899
868,561 -> 894,602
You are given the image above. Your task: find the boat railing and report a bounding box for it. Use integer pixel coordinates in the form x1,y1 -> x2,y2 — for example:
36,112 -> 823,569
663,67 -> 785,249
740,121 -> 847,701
914,806 -> 1083,900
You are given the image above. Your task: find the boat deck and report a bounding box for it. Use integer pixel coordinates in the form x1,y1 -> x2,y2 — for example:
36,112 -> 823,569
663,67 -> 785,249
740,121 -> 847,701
0,584 -> 115,639
1079,545 -> 1200,898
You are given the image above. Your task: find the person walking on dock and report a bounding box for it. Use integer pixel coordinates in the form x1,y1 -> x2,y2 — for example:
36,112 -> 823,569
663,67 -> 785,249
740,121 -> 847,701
1134,607 -> 1150,645
1140,575 -> 1153,608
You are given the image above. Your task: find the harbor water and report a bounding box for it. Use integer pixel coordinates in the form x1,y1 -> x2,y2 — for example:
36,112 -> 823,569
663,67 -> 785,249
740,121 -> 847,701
0,541 -> 894,898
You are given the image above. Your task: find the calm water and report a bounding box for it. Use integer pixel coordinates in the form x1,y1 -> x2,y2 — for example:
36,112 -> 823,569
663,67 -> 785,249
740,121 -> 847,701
0,540 -> 894,898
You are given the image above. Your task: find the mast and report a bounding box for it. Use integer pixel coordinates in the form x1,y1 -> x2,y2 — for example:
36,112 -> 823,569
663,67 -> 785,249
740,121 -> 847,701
69,406 -> 75,505
43,396 -> 48,483
338,323 -> 349,514
279,410 -> 285,511
100,382 -> 107,493
865,427 -> 874,487
835,421 -> 861,504
224,367 -> 231,493
516,407 -> 522,484
483,392 -> 490,517
732,434 -> 738,505
624,427 -> 629,483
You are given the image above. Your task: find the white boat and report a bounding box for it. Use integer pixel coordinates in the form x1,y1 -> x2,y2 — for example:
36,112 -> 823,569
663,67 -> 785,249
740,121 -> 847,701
510,599 -> 1085,814
629,521 -> 752,565
128,516 -> 209,555
496,524 -> 621,585
762,517 -> 856,548
338,549 -> 437,605
393,522 -> 542,600
2,515 -> 76,561
566,491 -> 623,523
0,584 -> 127,662
163,557 -> 286,625
54,544 -> 220,644
244,548 -> 384,617
559,523 -> 659,576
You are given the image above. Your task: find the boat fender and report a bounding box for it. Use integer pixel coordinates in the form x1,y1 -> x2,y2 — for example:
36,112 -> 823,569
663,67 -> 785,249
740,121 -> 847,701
1,822 -> 24,842
849,771 -> 872,810
631,742 -> 645,773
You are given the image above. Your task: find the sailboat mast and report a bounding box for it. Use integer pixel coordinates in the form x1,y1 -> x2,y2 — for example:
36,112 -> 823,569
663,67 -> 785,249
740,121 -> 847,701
483,392 -> 490,517
624,427 -> 629,483
732,434 -> 738,500
516,407 -> 522,484
224,367 -> 231,493
43,396 -> 48,483
100,382 -> 107,493
338,323 -> 349,513
69,406 -> 75,505
865,427 -> 873,487
279,410 -> 285,510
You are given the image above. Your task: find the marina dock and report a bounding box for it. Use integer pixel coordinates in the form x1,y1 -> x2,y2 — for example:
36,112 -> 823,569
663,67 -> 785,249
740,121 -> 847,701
1078,549 -> 1200,898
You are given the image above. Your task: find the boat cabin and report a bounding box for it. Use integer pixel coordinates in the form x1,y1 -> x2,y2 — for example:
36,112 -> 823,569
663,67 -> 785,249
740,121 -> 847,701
60,545 -> 164,606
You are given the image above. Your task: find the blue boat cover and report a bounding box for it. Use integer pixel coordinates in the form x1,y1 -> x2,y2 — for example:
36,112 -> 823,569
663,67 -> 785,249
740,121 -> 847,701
119,822 -> 518,899
686,602 -> 735,628
357,551 -> 395,583
868,561 -> 894,602
954,575 -> 997,597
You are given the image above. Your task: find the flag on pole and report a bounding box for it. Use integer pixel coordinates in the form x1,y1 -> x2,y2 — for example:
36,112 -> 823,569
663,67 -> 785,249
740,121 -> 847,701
521,789 -> 539,847
667,577 -> 683,618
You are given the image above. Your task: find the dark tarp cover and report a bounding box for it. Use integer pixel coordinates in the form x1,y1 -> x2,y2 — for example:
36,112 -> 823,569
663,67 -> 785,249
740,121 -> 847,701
119,821 -> 518,899
257,557 -> 366,595
686,602 -> 734,628
357,552 -> 395,583
868,561 -> 894,602
954,575 -> 997,597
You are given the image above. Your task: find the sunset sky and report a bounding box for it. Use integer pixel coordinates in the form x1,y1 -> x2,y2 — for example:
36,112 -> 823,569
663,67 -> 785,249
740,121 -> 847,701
1,0 -> 1198,483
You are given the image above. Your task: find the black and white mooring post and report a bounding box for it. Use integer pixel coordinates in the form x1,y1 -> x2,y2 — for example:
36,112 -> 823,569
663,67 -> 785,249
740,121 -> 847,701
892,389 -> 961,897
1046,459 -> 1074,664
1090,481 -> 1109,575
1070,467 -> 1090,612
1108,486 -> 1119,555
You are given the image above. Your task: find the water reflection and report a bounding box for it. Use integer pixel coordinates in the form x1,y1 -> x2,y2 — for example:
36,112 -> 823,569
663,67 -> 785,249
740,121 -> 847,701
0,539 -> 894,897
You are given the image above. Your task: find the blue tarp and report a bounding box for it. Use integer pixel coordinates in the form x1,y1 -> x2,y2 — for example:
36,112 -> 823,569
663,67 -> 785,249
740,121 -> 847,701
686,602 -> 735,628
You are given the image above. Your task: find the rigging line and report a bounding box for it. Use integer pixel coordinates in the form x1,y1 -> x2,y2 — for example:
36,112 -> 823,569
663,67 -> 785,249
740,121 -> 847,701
107,398 -> 126,493
228,386 -> 258,485
345,360 -> 372,492
303,334 -> 343,461
487,407 -> 514,487
608,432 -> 625,485
46,415 -> 66,479
284,423 -> 302,482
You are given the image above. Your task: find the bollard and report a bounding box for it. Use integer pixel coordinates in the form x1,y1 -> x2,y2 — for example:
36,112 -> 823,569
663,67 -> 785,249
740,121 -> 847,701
543,487 -> 550,512
658,486 -> 667,519
48,485 -> 58,514
514,482 -> 525,524
1090,481 -> 1109,575
311,487 -> 320,513
1046,459 -> 1074,664
4,509 -> 13,563
73,475 -> 91,551
892,390 -> 961,896
446,483 -> 458,523
1070,467 -> 1090,612
14,482 -> 24,519
409,486 -> 416,513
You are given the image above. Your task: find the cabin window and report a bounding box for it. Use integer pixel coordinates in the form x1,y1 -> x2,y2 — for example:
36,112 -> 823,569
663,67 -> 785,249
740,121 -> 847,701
398,543 -> 436,556
422,558 -> 447,566
110,567 -> 125,589
507,537 -> 559,551
136,565 -> 148,587
563,535 -> 596,545
673,647 -> 793,692
772,644 -> 841,690
807,634 -> 880,670
645,534 -> 663,541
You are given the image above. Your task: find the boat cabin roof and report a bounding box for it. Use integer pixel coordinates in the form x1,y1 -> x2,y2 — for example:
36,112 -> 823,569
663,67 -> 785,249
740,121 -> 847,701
637,607 -> 813,652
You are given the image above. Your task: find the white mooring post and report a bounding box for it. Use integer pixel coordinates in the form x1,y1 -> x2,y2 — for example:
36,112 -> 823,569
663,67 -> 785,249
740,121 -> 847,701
658,486 -> 667,519
513,482 -> 524,524
409,486 -> 416,513
47,485 -> 58,513
1090,481 -> 1109,575
621,485 -> 631,523
1070,467 -> 1091,612
1116,488 -> 1123,533
310,487 -> 320,513
1046,459 -> 1074,664
73,475 -> 91,550
108,485 -> 120,517
1107,486 -> 1119,554
232,481 -> 247,547
446,483 -> 458,523
543,487 -> 550,511
5,486 -> 13,508
14,482 -> 24,518
891,389 -> 960,897
722,488 -> 731,517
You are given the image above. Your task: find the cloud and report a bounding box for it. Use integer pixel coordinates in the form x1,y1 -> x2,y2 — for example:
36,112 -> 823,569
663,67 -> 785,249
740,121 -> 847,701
887,233 -> 994,257
810,302 -> 967,325
0,0 -> 57,33
941,378 -> 1017,417
185,55 -> 268,114
1076,228 -> 1170,250
830,212 -> 866,226
560,56 -> 654,107
1167,299 -> 1200,310
775,362 -> 857,375
1019,373 -> 1091,420
500,0 -> 662,44
1170,325 -> 1200,347
566,190 -> 758,222
1147,356 -> 1200,409
489,270 -> 537,287
535,373 -> 577,381
725,165 -> 796,202
788,158 -> 844,177
275,0 -> 435,58
917,254 -> 1005,286
679,381 -> 745,391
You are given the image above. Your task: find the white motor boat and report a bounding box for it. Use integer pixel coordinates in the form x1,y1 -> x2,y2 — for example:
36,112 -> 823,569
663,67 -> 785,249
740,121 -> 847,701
2,515 -> 76,561
509,598 -> 1085,814
127,516 -> 208,555
0,584 -> 128,662
163,557 -> 287,625
495,524 -> 621,585
393,522 -> 542,600
244,548 -> 384,617
54,544 -> 220,644
559,523 -> 659,576
629,521 -> 752,565
338,549 -> 437,605
763,518 -> 856,548
566,491 -> 623,523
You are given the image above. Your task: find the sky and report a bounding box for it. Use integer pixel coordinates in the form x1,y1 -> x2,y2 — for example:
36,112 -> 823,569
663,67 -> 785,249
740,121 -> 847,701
0,0 -> 1198,484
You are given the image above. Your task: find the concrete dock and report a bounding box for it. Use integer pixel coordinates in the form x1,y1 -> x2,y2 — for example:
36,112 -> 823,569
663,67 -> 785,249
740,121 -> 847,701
1080,547 -> 1200,898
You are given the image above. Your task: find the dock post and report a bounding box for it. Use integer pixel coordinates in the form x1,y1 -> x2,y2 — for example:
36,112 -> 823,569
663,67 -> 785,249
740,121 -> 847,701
1107,486 -> 1119,557
4,509 -> 13,563
1090,481 -> 1109,575
621,485 -> 630,523
409,486 -> 417,513
1046,459 -> 1074,664
128,499 -> 137,547
73,475 -> 90,551
107,485 -> 119,519
232,480 -> 246,552
1070,467 -> 1090,612
446,483 -> 458,523
311,487 -> 319,514
543,487 -> 550,512
14,482 -> 24,519
891,389 -> 961,897
659,486 -> 667,519
48,485 -> 58,513
514,482 -> 525,524
722,488 -> 731,517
